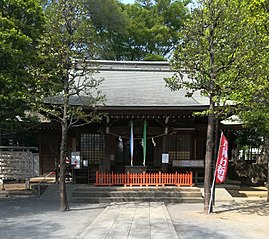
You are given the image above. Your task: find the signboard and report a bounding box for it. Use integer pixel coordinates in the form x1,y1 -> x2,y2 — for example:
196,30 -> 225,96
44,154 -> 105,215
172,160 -> 204,167
215,133 -> 228,184
71,151 -> 81,169
162,153 -> 169,164
83,160 -> 88,167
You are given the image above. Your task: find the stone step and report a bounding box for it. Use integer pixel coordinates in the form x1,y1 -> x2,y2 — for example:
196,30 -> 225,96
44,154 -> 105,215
71,196 -> 203,203
72,191 -> 202,198
71,186 -> 203,203
73,186 -> 201,192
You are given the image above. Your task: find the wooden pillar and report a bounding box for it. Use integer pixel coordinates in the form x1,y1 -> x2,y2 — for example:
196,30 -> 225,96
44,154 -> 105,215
104,116 -> 112,173
162,135 -> 168,173
0,178 -> 5,190
162,117 -> 169,173
39,133 -> 44,175
104,134 -> 112,173
71,137 -> 76,151
25,178 -> 30,190
195,170 -> 198,185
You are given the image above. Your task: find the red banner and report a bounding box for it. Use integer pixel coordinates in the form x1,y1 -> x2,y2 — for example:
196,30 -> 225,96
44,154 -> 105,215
215,133 -> 228,184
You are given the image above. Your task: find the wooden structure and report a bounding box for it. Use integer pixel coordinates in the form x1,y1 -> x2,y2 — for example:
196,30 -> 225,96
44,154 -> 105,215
0,146 -> 38,181
95,171 -> 193,187
37,60 -> 238,184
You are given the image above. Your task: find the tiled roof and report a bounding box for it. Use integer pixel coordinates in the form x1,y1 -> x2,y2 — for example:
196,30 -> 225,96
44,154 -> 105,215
89,60 -> 209,108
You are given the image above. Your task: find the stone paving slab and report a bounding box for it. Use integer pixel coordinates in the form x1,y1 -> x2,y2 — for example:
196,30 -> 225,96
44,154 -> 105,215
77,202 -> 178,239
1,184 -> 269,239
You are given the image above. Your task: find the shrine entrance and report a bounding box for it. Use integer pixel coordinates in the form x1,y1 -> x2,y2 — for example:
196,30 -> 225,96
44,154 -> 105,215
115,137 -> 154,168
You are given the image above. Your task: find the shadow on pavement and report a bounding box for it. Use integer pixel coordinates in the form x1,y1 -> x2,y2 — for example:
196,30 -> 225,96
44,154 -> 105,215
0,197 -> 105,239
173,223 -> 228,239
215,201 -> 269,216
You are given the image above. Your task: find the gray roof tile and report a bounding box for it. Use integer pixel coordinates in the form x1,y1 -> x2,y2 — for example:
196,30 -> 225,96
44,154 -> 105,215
89,61 -> 209,108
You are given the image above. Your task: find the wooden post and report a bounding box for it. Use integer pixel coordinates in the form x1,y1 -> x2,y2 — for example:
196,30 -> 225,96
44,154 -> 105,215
0,178 -> 5,190
162,136 -> 168,173
25,178 -> 30,190
162,117 -> 169,173
96,171 -> 99,186
190,171 -> 193,186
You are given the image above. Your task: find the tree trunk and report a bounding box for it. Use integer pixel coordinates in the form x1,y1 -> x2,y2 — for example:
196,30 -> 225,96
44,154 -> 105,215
204,99 -> 215,214
205,0 -> 216,213
59,75 -> 70,211
267,157 -> 269,203
59,119 -> 69,211
59,64 -> 71,211
209,117 -> 219,213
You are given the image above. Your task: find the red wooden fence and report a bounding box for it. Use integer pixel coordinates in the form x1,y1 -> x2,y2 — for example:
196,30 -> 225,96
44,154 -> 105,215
95,171 -> 193,187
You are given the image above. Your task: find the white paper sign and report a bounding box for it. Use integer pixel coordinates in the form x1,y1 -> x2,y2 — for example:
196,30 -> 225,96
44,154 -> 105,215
71,151 -> 81,169
162,153 -> 169,164
172,160 -> 204,167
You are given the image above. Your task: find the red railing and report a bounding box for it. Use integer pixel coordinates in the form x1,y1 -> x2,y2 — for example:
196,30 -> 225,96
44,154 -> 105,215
95,171 -> 193,187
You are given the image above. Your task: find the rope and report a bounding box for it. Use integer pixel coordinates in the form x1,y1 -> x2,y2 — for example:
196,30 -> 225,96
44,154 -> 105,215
107,131 -> 167,140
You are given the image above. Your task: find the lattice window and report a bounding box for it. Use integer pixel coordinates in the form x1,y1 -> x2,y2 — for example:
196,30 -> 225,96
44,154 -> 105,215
168,134 -> 192,162
80,134 -> 105,165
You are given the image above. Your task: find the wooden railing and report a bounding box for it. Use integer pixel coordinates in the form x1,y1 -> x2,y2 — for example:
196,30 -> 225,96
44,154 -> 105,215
95,171 -> 193,187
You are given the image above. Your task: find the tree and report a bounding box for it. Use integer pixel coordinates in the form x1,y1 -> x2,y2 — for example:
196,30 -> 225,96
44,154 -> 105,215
40,0 -> 129,61
0,0 -> 44,122
165,0 -> 259,213
116,0 -> 190,60
33,0 -> 104,211
39,0 -> 189,61
83,0 -> 130,60
228,0 -> 269,201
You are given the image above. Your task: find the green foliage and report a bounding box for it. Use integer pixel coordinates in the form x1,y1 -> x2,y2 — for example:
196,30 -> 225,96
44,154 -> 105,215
164,0 -> 266,213
116,0 -> 190,60
166,0 -> 261,117
83,0 -> 129,60
144,53 -> 165,61
33,0 -> 105,127
229,0 -> 269,134
0,0 -> 45,121
84,0 -> 128,33
34,0 -> 107,211
39,0 -> 190,61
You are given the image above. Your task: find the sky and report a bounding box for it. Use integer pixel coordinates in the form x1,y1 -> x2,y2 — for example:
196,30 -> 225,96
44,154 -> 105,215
120,0 -> 136,4
120,0 -> 197,9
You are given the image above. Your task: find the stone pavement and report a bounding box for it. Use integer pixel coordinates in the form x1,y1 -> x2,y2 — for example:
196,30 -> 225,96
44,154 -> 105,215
1,184 -> 269,239
77,202 -> 177,239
